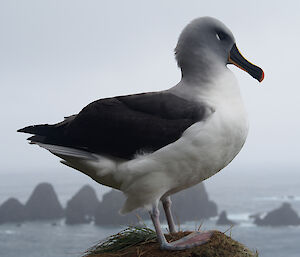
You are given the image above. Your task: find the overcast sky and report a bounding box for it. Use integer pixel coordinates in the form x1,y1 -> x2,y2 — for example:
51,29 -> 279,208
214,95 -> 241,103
1,0 -> 299,175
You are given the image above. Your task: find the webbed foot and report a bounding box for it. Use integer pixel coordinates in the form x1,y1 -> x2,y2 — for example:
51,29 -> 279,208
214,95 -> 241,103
160,231 -> 213,251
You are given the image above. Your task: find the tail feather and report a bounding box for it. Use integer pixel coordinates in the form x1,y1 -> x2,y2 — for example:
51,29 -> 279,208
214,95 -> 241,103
36,143 -> 97,160
17,124 -> 55,136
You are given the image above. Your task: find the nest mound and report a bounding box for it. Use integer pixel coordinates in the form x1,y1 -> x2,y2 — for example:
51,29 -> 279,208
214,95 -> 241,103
85,227 -> 258,257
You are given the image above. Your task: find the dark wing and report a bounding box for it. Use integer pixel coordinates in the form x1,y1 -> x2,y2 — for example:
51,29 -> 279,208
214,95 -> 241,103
18,92 -> 210,159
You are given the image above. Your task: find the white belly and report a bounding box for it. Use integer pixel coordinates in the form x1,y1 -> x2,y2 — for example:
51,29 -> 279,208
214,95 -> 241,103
165,107 -> 248,194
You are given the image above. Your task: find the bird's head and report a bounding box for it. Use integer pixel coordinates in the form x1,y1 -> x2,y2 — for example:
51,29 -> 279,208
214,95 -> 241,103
175,17 -> 264,83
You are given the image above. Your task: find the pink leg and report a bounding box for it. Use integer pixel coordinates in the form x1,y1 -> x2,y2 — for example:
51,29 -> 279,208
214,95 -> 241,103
162,196 -> 176,233
149,205 -> 168,247
149,205 -> 213,251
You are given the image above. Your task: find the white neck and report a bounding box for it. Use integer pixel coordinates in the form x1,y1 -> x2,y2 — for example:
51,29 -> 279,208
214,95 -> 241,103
170,66 -> 241,104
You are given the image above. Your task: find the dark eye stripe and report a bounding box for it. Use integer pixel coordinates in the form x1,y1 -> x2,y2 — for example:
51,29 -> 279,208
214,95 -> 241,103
217,31 -> 228,40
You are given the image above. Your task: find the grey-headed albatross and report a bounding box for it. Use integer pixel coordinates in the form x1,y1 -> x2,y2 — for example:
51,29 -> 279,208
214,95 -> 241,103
18,17 -> 264,250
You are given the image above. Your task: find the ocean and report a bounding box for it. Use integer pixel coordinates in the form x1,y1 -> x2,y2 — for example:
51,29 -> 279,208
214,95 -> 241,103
0,164 -> 299,257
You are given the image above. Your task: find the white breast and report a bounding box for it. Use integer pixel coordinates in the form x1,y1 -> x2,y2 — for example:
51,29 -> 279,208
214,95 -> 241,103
113,69 -> 249,212
165,68 -> 249,186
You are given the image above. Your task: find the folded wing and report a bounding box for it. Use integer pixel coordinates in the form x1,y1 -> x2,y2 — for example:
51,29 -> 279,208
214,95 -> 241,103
18,92 -> 209,160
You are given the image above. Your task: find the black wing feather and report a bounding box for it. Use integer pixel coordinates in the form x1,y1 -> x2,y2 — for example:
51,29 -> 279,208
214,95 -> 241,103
18,92 -> 209,159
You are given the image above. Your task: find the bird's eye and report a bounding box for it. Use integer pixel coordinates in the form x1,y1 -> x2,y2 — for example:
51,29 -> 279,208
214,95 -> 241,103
216,31 -> 227,41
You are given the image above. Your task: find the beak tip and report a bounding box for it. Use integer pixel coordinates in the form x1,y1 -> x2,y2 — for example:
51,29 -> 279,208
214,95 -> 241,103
259,70 -> 264,83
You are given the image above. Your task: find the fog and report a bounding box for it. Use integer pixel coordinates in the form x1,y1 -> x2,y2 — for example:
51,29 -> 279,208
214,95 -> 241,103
1,0 -> 299,175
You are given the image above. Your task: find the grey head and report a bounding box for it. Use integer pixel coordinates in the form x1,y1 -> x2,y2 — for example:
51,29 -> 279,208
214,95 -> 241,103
175,17 -> 264,83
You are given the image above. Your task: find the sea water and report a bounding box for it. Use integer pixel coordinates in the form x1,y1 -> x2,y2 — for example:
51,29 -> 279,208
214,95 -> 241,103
0,165 -> 299,257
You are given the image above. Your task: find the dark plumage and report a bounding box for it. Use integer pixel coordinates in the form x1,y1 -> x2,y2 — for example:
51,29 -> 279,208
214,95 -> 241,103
18,92 -> 207,159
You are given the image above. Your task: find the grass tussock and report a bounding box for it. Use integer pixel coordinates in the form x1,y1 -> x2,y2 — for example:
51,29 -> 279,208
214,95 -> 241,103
85,226 -> 258,257
85,226 -> 157,255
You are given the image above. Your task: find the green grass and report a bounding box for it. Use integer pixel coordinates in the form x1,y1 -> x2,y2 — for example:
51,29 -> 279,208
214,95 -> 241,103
85,226 -> 157,255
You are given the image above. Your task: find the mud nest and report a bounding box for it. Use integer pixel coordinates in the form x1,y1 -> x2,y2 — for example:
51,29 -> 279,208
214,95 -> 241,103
84,226 -> 258,257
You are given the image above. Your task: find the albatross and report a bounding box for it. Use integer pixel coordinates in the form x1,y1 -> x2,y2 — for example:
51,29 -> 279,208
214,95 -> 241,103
18,17 -> 264,250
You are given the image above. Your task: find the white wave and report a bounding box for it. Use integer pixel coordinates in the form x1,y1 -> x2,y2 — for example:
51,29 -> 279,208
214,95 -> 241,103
227,213 -> 251,222
255,196 -> 300,201
239,222 -> 256,228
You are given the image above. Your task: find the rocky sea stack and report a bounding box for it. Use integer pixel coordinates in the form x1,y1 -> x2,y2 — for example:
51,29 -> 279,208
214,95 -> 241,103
0,182 -> 217,225
216,210 -> 236,226
24,182 -> 64,220
0,198 -> 25,224
65,185 -> 100,225
254,202 -> 300,227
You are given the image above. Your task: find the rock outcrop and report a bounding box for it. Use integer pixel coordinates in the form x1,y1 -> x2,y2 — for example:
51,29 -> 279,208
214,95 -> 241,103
65,185 -> 100,225
254,202 -> 300,226
24,182 -> 64,220
95,183 -> 217,226
216,211 -> 236,226
171,183 -> 217,222
0,182 -> 217,225
0,198 -> 25,224
95,189 -> 134,225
